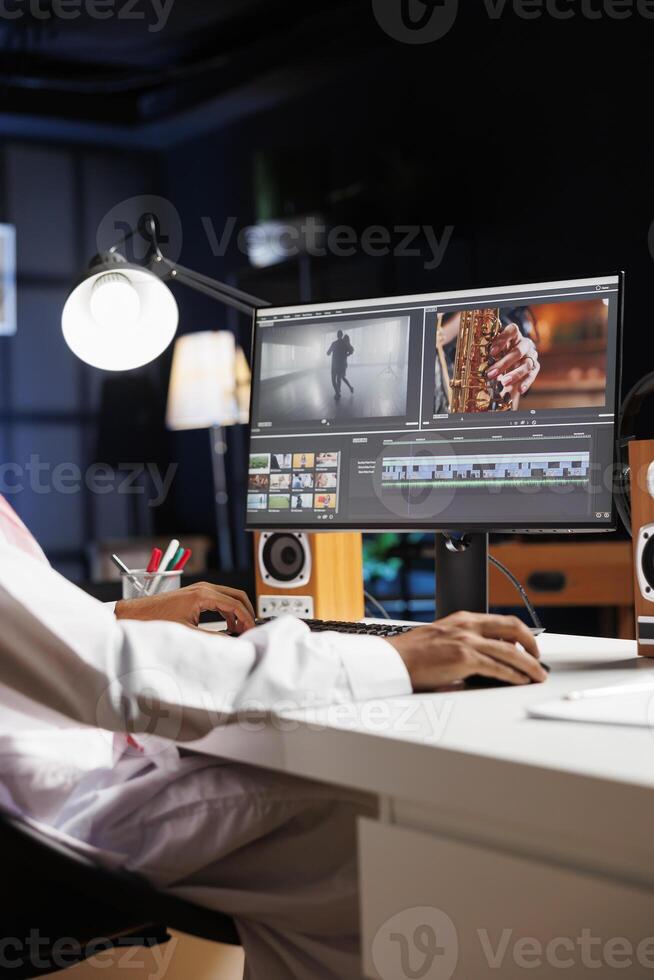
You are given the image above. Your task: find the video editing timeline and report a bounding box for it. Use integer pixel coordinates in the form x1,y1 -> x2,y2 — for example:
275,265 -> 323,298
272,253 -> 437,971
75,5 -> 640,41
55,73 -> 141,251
381,452 -> 590,490
247,451 -> 341,519
247,275 -> 621,531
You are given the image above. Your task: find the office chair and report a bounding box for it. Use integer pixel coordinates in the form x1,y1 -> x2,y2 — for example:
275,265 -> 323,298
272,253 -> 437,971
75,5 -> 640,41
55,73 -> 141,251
0,807 -> 240,978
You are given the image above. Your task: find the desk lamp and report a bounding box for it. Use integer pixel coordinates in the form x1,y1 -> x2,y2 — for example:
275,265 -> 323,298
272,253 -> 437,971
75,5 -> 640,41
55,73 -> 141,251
61,212 -> 267,569
61,213 -> 268,371
166,331 -> 251,570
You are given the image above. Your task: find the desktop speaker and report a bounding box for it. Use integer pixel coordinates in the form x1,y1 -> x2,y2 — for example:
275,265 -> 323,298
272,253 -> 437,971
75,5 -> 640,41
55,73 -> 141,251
629,440 -> 654,656
254,531 -> 365,621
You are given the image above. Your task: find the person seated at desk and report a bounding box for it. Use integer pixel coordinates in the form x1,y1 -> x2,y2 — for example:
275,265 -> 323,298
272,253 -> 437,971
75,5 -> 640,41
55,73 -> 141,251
0,495 -> 545,980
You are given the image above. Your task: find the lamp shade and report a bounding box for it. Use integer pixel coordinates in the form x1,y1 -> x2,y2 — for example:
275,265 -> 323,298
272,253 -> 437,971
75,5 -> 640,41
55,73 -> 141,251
166,331 -> 245,430
62,260 -> 179,371
234,345 -> 252,424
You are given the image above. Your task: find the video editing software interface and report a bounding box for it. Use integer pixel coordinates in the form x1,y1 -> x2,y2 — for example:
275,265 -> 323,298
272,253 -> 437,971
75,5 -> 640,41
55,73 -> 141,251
246,276 -> 621,531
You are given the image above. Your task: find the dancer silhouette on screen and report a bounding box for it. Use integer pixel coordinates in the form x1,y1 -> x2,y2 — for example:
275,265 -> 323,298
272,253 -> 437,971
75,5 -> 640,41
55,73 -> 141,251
326,330 -> 355,400
341,334 -> 355,394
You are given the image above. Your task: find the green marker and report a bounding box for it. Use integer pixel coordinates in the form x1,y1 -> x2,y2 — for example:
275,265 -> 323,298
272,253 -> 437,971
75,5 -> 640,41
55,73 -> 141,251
166,546 -> 185,571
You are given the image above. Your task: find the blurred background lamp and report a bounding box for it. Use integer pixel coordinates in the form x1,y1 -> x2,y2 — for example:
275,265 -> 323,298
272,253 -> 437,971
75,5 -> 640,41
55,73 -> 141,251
235,345 -> 252,423
167,331 -> 252,569
166,331 -> 239,429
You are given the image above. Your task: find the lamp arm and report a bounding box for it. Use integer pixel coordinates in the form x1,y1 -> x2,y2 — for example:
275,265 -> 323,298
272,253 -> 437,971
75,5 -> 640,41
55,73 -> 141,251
154,256 -> 270,316
137,212 -> 269,316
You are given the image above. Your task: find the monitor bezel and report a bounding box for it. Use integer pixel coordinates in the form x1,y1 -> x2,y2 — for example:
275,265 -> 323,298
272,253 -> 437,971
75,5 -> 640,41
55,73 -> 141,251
245,272 -> 625,535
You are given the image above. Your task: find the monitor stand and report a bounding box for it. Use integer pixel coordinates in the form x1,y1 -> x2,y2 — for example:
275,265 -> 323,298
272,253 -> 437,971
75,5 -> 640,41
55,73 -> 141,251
435,533 -> 489,617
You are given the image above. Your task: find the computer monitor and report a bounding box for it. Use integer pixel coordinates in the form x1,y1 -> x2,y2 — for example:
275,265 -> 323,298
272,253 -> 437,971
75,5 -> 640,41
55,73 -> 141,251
246,274 -> 623,611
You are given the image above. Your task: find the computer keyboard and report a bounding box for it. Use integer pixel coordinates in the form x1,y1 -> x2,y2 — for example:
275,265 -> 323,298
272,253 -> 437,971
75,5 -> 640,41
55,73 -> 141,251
306,619 -> 418,637
256,618 -> 417,638
255,618 -> 545,638
203,618 -> 415,637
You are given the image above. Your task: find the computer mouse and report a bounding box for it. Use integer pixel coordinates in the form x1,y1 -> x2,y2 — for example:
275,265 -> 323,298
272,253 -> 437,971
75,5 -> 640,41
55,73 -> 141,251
465,662 -> 551,689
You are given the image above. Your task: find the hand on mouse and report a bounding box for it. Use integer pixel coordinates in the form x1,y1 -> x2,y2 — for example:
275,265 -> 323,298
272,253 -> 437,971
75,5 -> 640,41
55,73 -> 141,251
386,611 -> 547,692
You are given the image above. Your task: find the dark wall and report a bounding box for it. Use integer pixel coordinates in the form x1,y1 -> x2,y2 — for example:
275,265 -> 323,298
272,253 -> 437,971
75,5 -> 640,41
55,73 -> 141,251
162,21 -> 650,391
0,140 -> 164,578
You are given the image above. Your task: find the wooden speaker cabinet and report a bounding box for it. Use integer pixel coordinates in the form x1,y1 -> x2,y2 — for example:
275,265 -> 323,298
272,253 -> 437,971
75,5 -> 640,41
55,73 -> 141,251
629,440 -> 654,656
254,531 -> 365,622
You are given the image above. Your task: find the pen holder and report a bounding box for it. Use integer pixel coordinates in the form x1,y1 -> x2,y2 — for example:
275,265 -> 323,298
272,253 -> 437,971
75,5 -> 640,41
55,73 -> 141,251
121,570 -> 184,600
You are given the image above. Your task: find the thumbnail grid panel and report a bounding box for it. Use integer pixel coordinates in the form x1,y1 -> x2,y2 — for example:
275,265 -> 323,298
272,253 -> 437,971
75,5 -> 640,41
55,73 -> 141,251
248,451 -> 340,516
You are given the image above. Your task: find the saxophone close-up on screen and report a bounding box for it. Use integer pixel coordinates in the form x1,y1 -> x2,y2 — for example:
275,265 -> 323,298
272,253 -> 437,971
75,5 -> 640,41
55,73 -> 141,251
440,308 -> 514,414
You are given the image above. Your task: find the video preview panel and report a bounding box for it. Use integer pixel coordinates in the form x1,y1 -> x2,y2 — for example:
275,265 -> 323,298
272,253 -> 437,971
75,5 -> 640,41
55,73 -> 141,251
430,298 -> 610,418
253,315 -> 418,432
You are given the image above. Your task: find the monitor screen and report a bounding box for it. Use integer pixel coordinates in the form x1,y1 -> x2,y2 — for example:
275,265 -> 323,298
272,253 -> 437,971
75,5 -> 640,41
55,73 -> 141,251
246,274 -> 622,533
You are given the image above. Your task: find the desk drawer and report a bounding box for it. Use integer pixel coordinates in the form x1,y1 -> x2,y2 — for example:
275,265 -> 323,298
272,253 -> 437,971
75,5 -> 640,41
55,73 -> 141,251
359,818 -> 654,980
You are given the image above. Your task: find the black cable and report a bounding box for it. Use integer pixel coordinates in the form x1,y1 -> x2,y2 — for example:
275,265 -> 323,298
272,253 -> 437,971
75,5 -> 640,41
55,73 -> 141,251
364,590 -> 391,620
488,555 -> 543,631
366,559 -> 541,630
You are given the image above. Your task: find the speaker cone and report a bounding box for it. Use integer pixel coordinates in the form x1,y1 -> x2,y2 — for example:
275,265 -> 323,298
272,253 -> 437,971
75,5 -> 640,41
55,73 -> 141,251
261,533 -> 307,583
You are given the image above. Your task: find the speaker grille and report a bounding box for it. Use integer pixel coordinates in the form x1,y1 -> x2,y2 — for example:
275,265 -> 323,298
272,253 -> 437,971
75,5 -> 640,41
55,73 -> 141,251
642,537 -> 654,591
261,533 -> 308,583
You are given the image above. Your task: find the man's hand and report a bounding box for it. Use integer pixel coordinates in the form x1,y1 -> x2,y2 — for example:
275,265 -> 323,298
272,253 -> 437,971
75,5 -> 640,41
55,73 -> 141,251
387,611 -> 547,691
115,583 -> 256,635
487,322 -> 540,398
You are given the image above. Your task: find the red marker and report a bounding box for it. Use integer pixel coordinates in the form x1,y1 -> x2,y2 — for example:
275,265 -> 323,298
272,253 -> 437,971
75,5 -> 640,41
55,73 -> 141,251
147,547 -> 163,573
173,548 -> 192,572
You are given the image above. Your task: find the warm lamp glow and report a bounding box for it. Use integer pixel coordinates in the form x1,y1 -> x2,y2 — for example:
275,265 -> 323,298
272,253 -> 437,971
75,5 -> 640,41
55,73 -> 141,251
235,346 -> 252,424
167,331 -> 250,431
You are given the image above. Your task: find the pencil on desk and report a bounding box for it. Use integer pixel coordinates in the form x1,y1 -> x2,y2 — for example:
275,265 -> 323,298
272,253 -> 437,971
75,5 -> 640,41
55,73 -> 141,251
111,554 -> 145,594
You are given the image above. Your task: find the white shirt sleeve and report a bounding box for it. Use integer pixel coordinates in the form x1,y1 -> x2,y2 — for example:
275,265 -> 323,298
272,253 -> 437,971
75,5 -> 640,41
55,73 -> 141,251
0,543 -> 412,744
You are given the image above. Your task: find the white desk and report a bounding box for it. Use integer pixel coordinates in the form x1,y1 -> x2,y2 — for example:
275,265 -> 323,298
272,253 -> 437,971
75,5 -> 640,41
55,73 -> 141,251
190,632 -> 654,979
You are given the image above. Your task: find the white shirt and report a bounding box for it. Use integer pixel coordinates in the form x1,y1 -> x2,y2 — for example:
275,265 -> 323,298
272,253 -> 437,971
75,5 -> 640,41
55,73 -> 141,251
0,495 -> 48,562
0,505 -> 411,823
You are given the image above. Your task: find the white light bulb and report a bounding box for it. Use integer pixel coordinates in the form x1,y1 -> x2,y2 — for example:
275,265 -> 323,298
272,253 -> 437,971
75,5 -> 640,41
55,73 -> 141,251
90,273 -> 141,328
63,266 -> 179,371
